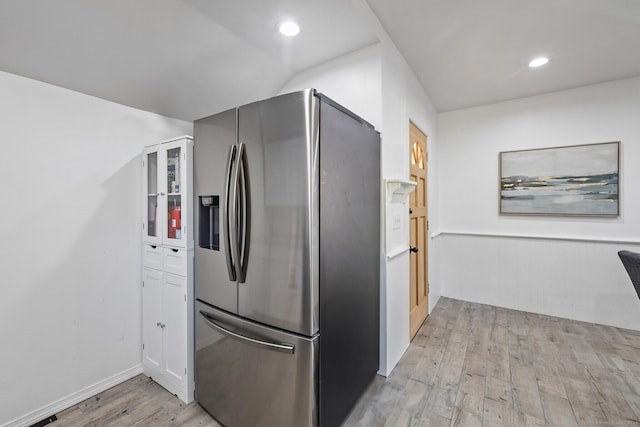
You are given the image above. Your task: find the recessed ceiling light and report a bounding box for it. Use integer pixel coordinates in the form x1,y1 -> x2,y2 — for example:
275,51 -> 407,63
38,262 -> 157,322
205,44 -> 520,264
278,21 -> 300,37
529,57 -> 549,68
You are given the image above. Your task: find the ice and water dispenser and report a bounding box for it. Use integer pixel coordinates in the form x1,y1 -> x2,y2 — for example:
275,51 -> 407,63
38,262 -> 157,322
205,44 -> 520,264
199,195 -> 219,250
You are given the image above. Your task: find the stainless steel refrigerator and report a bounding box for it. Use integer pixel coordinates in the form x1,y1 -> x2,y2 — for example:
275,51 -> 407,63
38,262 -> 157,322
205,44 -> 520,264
193,89 -> 380,427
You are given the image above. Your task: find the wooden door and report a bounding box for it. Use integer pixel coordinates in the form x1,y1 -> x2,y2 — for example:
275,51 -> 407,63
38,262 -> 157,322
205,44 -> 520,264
409,121 -> 428,340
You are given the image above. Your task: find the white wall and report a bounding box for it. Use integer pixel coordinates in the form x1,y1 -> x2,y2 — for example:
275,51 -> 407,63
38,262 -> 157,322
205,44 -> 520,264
279,37 -> 439,375
278,43 -> 383,129
379,43 -> 439,375
0,71 -> 191,427
437,76 -> 640,330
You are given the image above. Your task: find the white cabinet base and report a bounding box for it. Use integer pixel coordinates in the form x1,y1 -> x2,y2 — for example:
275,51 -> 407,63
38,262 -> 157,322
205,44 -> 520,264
142,259 -> 194,403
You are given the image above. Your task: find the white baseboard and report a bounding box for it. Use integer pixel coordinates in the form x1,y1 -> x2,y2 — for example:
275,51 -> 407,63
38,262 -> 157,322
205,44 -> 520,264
2,364 -> 143,427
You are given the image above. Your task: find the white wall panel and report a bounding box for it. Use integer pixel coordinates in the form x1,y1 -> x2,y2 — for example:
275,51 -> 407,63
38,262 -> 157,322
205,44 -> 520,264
0,71 -> 191,426
380,42 -> 440,374
438,233 -> 640,329
278,43 -> 382,129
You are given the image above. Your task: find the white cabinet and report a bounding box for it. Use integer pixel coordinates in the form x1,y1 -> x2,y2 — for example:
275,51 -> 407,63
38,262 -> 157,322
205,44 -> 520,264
143,136 -> 193,249
142,136 -> 194,404
142,262 -> 193,403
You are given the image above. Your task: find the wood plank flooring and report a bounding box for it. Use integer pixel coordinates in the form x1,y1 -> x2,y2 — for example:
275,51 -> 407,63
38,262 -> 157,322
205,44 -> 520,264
54,297 -> 640,426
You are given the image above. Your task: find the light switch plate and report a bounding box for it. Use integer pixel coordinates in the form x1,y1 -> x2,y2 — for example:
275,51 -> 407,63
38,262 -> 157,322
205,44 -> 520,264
392,214 -> 401,230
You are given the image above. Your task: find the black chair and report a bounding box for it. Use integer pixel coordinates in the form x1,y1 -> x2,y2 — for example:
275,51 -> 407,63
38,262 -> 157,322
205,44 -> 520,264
618,250 -> 640,300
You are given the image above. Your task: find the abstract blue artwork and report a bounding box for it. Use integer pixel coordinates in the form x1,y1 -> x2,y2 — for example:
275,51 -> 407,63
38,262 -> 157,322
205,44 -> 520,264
500,142 -> 619,216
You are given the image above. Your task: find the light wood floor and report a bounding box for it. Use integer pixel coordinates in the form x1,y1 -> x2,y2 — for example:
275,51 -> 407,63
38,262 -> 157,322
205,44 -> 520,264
55,297 -> 640,426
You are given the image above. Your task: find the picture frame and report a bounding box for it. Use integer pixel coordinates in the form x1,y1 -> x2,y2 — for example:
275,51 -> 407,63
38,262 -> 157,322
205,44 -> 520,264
499,141 -> 620,216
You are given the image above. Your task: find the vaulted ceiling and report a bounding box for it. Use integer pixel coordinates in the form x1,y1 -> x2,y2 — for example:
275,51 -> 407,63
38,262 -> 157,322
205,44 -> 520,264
1,0 -> 639,121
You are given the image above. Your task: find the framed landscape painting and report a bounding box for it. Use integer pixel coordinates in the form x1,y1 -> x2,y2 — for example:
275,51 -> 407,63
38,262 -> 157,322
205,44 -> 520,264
500,141 -> 620,216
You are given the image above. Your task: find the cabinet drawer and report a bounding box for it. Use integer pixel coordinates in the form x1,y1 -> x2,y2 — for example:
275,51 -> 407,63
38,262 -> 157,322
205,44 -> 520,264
163,247 -> 187,276
143,244 -> 163,270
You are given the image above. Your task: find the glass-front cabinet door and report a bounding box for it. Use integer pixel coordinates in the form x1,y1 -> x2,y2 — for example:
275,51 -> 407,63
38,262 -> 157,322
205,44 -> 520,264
143,136 -> 193,249
165,144 -> 183,244
143,148 -> 162,246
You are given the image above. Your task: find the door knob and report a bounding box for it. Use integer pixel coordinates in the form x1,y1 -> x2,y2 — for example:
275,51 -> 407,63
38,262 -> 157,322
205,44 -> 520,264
410,246 -> 419,253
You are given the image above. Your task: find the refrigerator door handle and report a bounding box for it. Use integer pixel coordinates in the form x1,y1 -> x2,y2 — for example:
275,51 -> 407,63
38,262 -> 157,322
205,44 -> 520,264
199,310 -> 295,354
224,144 -> 237,281
238,143 -> 251,283
229,143 -> 241,283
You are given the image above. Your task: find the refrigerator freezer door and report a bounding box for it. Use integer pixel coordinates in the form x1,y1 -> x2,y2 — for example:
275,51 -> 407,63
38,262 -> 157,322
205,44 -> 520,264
237,89 -> 320,336
194,108 -> 239,313
195,300 -> 318,427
